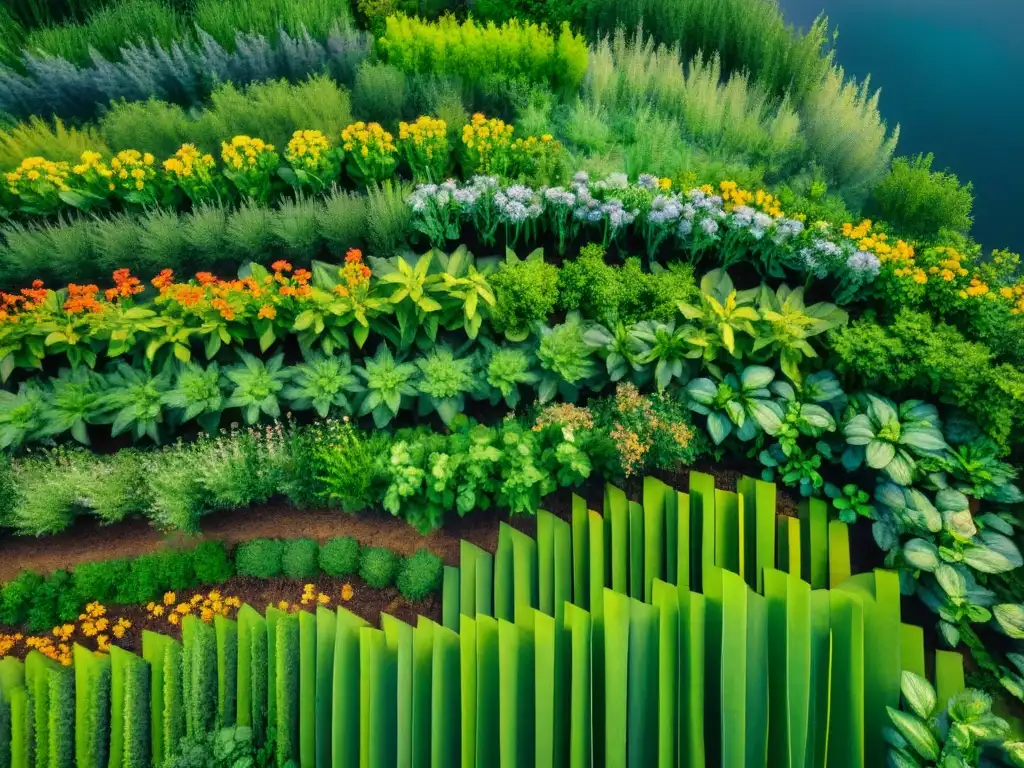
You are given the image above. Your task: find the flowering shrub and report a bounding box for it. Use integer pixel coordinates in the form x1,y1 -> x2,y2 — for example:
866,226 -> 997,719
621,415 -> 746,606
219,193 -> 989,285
5,156 -> 71,213
282,129 -> 342,194
162,144 -> 218,203
397,116 -> 449,183
108,149 -> 158,205
68,151 -> 115,207
220,135 -> 279,202
461,113 -> 516,176
340,121 -> 397,183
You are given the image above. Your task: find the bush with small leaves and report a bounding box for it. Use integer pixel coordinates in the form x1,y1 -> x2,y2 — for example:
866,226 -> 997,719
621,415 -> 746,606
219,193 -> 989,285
395,548 -> 443,601
359,547 -> 399,589
192,541 -> 234,584
319,537 -> 362,577
235,538 -> 285,579
281,538 -> 319,580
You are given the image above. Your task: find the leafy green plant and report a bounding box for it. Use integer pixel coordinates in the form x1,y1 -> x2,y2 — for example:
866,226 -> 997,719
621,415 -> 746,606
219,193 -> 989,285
885,671 -> 1020,768
686,365 -> 782,444
396,547 -> 443,601
750,283 -> 847,383
489,250 -> 559,342
281,538 -> 318,580
282,353 -> 357,418
630,320 -> 702,391
415,346 -> 477,426
535,316 -> 598,403
235,539 -> 285,579
825,483 -> 876,524
482,344 -> 538,408
105,363 -> 172,443
934,437 -> 1023,504
192,541 -> 234,584
869,153 -> 974,240
224,352 -> 290,425
0,383 -> 49,450
842,395 -> 949,486
319,537 -> 361,577
163,362 -> 225,433
353,344 -> 419,428
676,269 -> 759,368
44,367 -> 110,445
359,547 -> 399,589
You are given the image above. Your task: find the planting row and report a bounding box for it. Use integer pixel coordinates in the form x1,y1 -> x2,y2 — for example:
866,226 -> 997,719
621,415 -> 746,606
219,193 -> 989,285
1,471 -> 1020,767
0,536 -> 442,643
2,114 -> 566,216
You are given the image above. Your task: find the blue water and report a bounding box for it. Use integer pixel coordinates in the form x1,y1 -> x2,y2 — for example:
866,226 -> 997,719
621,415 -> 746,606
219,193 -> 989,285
778,0 -> 1024,253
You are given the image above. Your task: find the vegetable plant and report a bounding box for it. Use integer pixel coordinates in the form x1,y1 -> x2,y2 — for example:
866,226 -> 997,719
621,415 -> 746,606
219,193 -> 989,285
686,365 -> 783,444
353,344 -> 419,428
824,482 -> 876,523
535,315 -> 598,403
843,395 -> 949,485
163,362 -> 225,433
224,352 -> 290,425
105,363 -> 172,443
282,353 -> 357,418
415,346 -> 477,426
482,345 -> 538,409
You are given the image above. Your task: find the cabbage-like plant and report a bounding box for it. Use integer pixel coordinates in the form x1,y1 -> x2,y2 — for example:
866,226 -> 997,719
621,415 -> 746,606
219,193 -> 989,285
282,353 -> 357,418
104,363 -> 173,443
685,365 -> 783,444
583,322 -> 648,385
535,315 -> 598,403
842,395 -> 948,485
44,367 -> 108,445
750,283 -> 848,383
630,320 -> 703,391
224,352 -> 291,425
0,382 -> 48,449
415,347 -> 477,426
163,362 -> 225,432
482,345 -> 538,409
353,344 -> 419,428
885,671 -> 1013,768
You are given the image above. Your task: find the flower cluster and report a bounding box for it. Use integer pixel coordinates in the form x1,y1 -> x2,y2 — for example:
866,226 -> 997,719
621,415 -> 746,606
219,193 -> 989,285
332,248 -> 373,298
221,136 -> 279,202
163,144 -> 218,202
109,149 -> 157,203
71,150 -> 115,197
398,116 -> 449,182
276,583 -> 354,613
284,130 -> 341,193
341,121 -> 398,183
152,588 -> 243,626
461,113 -> 515,175
5,156 -> 71,213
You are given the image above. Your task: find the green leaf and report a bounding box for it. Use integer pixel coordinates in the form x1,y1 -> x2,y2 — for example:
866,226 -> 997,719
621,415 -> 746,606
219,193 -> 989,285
706,411 -> 732,445
886,707 -> 939,761
866,440 -> 897,470
993,604 -> 1024,639
902,539 -> 940,572
899,671 -> 937,720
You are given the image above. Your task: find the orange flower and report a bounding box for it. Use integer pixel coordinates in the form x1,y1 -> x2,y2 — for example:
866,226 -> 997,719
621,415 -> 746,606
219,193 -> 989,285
279,285 -> 297,297
257,305 -> 276,320
345,248 -> 363,264
104,288 -> 118,301
196,272 -> 217,285
31,280 -> 43,289
341,584 -> 353,601
293,269 -> 311,284
272,260 -> 293,273
151,268 -> 174,290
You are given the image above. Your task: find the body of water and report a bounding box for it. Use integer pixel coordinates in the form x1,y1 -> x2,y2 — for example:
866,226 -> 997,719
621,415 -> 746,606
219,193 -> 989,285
779,0 -> 1024,253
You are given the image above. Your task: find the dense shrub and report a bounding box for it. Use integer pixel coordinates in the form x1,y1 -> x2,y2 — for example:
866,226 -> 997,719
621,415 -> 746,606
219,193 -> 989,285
72,558 -> 131,605
359,547 -> 399,589
489,255 -> 560,338
0,569 -> 43,625
378,14 -> 589,93
828,309 -> 1024,454
235,539 -> 285,579
868,153 -> 974,240
0,116 -> 107,170
395,548 -> 443,601
0,26 -> 370,124
351,61 -> 407,124
557,244 -> 697,325
192,541 -> 234,584
318,537 -> 362,577
280,538 -> 319,580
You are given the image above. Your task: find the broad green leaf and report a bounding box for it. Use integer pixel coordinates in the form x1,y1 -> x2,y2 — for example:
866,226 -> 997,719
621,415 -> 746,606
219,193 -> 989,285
899,671 -> 937,720
886,707 -> 939,761
993,604 -> 1024,639
902,539 -> 940,572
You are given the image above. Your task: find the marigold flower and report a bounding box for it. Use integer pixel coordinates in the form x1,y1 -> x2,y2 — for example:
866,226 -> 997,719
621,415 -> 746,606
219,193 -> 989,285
341,584 -> 354,601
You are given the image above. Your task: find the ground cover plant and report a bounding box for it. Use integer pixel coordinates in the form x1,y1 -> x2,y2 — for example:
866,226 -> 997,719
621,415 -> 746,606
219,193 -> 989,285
0,2 -> 1021,766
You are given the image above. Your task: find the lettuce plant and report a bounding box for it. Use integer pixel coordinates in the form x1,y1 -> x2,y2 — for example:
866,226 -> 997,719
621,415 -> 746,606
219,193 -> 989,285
584,322 -> 647,385
163,362 -> 225,432
353,344 -> 419,428
482,345 -> 538,408
686,365 -> 783,444
224,352 -> 290,425
630,320 -> 702,391
535,316 -> 597,403
415,347 -> 477,426
105,363 -> 172,443
282,354 -> 357,418
0,382 -> 48,450
44,367 -> 107,445
843,395 -> 949,486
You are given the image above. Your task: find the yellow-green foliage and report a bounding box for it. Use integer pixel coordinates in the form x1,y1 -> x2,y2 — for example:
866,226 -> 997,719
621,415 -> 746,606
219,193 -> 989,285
0,117 -> 109,170
379,14 -> 588,92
